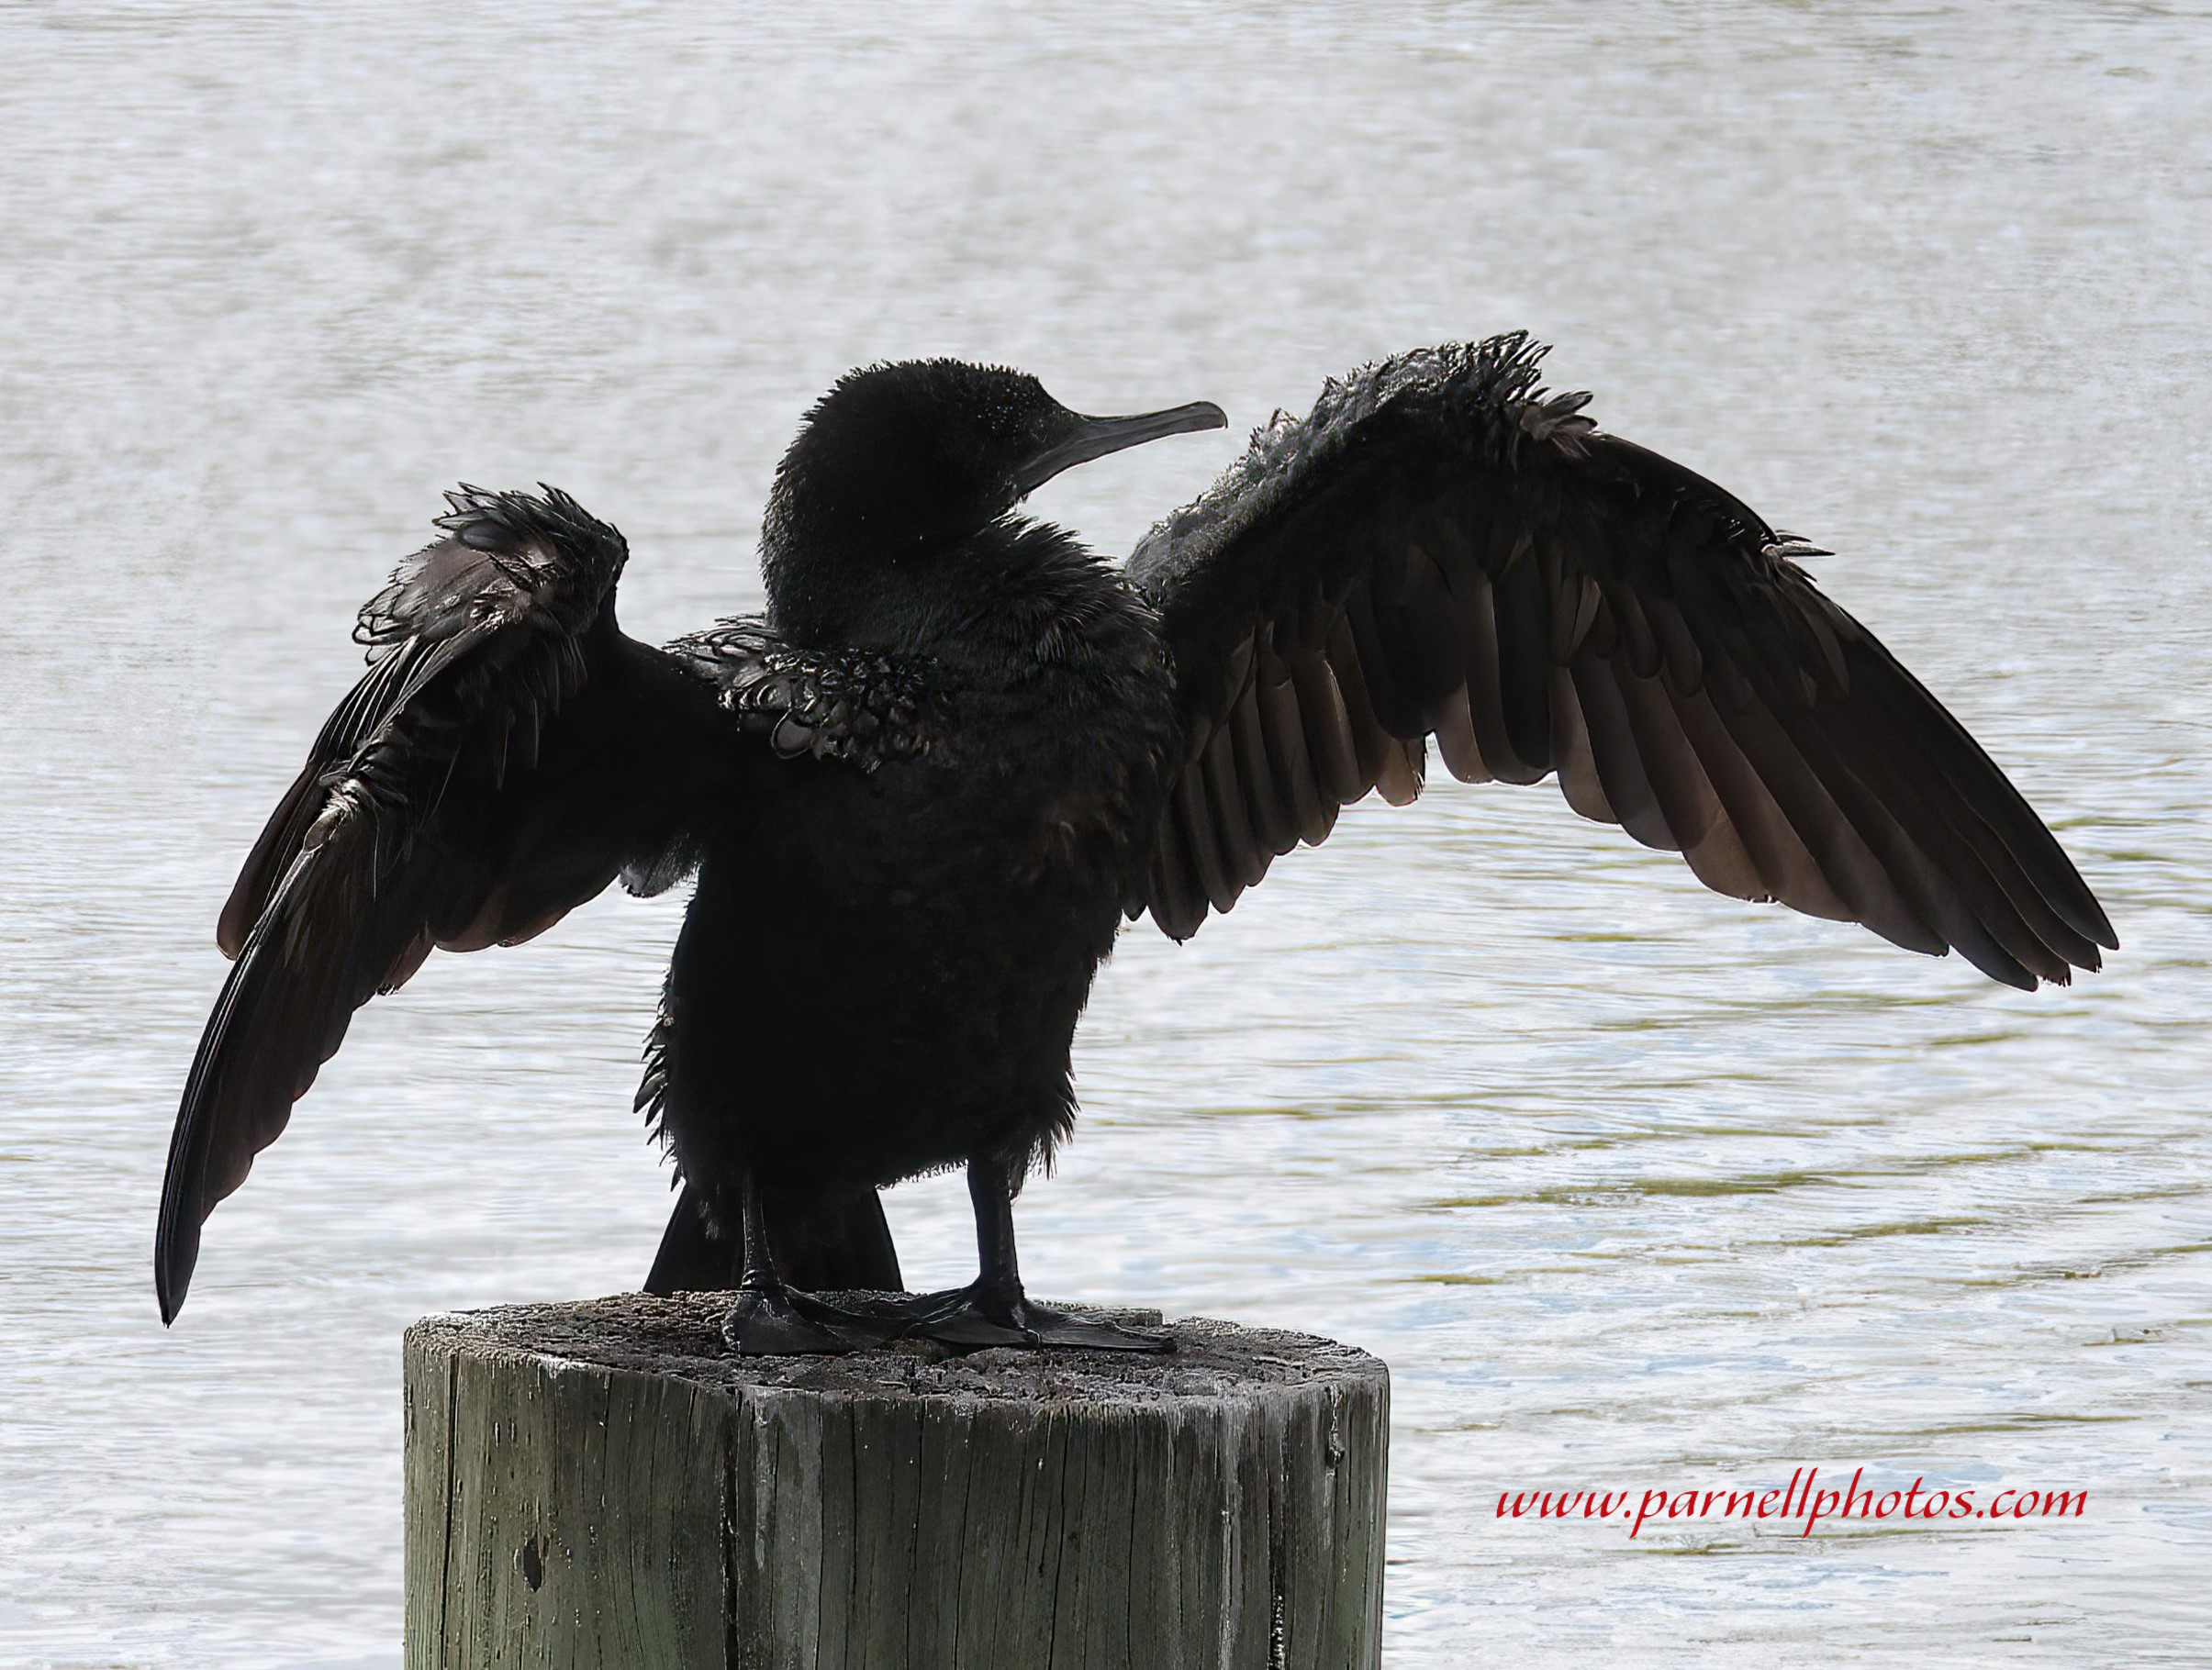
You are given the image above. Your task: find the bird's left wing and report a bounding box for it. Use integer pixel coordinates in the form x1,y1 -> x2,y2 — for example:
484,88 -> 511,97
1126,334 -> 2114,987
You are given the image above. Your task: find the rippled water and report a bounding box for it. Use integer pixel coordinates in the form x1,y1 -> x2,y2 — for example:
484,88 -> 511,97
3,4 -> 2207,1665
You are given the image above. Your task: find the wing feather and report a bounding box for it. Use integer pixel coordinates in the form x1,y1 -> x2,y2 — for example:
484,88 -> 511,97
1202,720 -> 1268,894
1569,653 -> 1675,852
1449,564 -> 1547,784
1255,632 -> 1333,846
1544,668 -> 1613,822
1323,616 -> 1397,790
1288,645 -> 1365,805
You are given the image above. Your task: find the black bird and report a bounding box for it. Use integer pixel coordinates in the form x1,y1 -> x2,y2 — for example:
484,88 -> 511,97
158,334 -> 2116,1353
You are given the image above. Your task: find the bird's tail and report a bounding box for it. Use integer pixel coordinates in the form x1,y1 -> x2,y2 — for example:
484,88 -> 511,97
643,1180 -> 903,1296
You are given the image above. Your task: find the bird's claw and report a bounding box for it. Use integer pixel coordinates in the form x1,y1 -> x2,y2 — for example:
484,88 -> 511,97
895,1284 -> 1175,1353
721,1287 -> 897,1356
1012,1306 -> 1174,1353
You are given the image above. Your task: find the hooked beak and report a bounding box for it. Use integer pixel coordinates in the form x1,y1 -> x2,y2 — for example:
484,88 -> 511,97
1013,400 -> 1227,495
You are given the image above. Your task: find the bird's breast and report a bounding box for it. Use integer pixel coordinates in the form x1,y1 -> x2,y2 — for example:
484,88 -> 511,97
960,619 -> 1181,880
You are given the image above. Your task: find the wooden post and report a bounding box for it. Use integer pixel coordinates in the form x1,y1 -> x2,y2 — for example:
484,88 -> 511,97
403,1293 -> 1387,1669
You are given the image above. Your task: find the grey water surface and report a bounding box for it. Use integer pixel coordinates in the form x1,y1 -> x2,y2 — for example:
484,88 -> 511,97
2,4 -> 2207,1665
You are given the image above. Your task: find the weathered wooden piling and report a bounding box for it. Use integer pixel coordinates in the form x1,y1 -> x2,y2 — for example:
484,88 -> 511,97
402,1293 -> 1387,1669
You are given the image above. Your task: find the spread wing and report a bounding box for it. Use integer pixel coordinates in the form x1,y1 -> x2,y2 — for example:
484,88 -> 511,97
158,486 -> 726,1321
1126,333 -> 2115,988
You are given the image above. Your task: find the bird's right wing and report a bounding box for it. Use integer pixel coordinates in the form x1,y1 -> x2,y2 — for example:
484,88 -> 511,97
159,486 -> 726,1321
1128,335 -> 2115,985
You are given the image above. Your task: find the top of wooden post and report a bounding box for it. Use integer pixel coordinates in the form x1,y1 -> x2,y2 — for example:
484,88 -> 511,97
407,1290 -> 1386,1409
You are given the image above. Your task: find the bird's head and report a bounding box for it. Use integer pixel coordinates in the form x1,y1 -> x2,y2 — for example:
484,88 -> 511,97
761,359 -> 1224,643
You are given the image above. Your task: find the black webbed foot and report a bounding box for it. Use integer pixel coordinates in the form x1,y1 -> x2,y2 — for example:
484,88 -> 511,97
900,1283 -> 1175,1353
721,1286 -> 898,1356
711,1170 -> 916,1355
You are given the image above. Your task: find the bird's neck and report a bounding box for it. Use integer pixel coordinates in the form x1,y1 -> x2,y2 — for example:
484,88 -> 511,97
763,514 -> 1130,667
